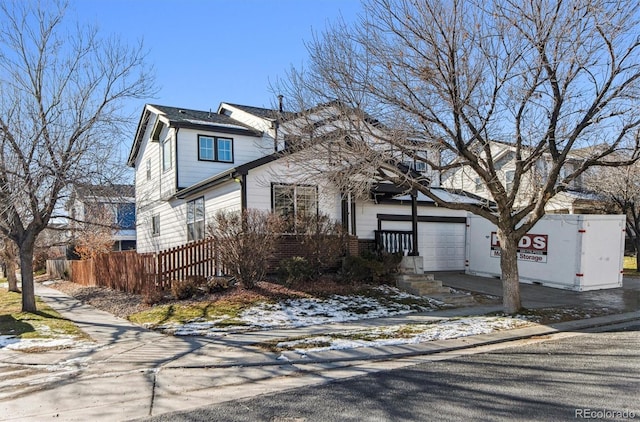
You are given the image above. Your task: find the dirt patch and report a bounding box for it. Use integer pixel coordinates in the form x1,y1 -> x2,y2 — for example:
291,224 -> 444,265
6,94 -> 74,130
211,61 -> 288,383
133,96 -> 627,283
48,281 -> 149,319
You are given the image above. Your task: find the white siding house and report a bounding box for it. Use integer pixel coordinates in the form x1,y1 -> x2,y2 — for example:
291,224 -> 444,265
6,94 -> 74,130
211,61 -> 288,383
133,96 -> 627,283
441,141 -> 605,215
127,102 -> 476,271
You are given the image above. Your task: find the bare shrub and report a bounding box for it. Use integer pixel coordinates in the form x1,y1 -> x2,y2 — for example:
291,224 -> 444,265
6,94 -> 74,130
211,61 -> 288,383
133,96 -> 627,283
208,209 -> 284,289
170,279 -> 198,300
204,276 -> 234,293
296,213 -> 348,272
74,206 -> 115,260
142,286 -> 164,305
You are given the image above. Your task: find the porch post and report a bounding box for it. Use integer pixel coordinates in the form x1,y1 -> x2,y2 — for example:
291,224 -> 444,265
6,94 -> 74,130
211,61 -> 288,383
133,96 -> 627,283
411,189 -> 419,256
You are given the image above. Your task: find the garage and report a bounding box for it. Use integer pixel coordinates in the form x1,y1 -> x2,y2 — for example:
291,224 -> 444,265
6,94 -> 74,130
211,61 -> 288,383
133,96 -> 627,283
378,215 -> 467,272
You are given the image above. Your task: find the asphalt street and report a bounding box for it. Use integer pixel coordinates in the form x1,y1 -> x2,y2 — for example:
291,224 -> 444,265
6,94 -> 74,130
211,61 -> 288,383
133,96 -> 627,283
141,322 -> 640,422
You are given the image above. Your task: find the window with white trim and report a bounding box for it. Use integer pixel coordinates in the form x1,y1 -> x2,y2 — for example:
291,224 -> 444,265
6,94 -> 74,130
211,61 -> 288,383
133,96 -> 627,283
475,177 -> 484,192
162,138 -> 172,171
151,215 -> 160,236
198,135 -> 233,163
402,159 -> 428,173
186,197 -> 205,241
146,159 -> 151,180
505,170 -> 515,192
272,184 -> 318,233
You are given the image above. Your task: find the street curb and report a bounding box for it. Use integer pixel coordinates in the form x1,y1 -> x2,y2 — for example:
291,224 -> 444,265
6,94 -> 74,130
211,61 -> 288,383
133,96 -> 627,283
166,310 -> 640,369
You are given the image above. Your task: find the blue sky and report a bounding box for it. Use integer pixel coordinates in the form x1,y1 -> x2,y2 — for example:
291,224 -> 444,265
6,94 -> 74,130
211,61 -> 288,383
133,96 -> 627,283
69,0 -> 362,114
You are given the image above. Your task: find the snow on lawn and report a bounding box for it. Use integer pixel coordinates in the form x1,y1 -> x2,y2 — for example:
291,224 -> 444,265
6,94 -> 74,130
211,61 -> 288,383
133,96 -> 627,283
158,285 -> 443,336
0,334 -> 93,351
276,316 -> 533,356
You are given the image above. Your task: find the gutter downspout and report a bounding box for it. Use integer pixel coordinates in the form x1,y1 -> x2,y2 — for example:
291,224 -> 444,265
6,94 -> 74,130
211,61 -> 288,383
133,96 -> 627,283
174,128 -> 180,193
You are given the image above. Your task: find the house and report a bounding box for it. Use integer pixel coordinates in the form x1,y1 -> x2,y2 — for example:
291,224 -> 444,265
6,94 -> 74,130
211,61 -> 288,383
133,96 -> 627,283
441,141 -> 607,214
126,101 -> 477,271
67,184 -> 137,253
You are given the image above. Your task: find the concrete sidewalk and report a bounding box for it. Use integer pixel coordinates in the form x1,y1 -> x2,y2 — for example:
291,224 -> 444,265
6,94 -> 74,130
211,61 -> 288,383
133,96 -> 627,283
1,277 -> 639,421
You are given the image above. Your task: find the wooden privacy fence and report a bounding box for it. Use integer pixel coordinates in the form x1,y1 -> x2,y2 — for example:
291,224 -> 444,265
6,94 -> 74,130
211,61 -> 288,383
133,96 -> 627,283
46,259 -> 70,280
93,251 -> 156,293
60,238 -> 220,294
70,259 -> 96,286
54,235 -> 358,295
156,237 -> 220,290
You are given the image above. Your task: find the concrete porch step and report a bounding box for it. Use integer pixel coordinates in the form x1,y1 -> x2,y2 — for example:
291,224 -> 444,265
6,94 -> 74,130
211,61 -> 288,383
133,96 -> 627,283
395,273 -> 478,307
428,292 -> 477,307
396,274 -> 451,296
396,273 -> 436,282
397,281 -> 451,296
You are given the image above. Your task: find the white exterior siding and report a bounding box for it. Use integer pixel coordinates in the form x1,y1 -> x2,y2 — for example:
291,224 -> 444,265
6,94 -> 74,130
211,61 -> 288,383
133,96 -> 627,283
136,198 -> 185,253
176,128 -> 269,188
244,159 -> 342,219
220,105 -> 275,134
202,181 -> 242,217
353,200 -> 468,271
136,182 -> 242,253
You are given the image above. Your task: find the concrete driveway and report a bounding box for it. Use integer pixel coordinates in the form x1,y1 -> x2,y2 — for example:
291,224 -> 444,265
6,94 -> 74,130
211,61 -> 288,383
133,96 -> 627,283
437,271 -> 640,312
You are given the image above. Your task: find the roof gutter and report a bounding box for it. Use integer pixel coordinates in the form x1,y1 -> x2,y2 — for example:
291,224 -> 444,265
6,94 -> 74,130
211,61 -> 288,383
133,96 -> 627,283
173,169 -> 238,200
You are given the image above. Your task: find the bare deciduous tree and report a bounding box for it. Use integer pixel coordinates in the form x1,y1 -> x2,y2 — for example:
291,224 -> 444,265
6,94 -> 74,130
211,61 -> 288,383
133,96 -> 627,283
0,1 -> 155,311
1,236 -> 19,292
73,205 -> 116,260
585,164 -> 640,270
275,0 -> 640,313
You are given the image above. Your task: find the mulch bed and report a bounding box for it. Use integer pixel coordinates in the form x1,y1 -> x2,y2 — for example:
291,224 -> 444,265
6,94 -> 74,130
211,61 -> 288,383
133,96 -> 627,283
46,276 -> 377,319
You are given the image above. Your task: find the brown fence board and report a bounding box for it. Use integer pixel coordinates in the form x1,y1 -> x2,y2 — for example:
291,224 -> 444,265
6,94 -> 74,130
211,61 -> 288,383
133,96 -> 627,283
60,238 -> 219,295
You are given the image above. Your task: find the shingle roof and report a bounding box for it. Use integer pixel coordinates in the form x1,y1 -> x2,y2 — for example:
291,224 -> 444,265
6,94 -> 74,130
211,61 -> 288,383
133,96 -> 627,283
75,183 -> 135,199
222,103 -> 296,121
148,104 -> 262,134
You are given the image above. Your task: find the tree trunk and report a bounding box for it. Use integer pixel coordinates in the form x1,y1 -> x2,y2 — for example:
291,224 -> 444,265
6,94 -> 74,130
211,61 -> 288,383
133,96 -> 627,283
6,257 -> 19,292
635,236 -> 640,273
499,231 -> 523,314
19,238 -> 37,312
3,241 -> 20,292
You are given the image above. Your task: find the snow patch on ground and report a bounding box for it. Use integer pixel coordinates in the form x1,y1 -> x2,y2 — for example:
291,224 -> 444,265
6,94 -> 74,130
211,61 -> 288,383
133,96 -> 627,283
277,316 -> 532,355
157,286 -> 440,336
0,335 -> 94,351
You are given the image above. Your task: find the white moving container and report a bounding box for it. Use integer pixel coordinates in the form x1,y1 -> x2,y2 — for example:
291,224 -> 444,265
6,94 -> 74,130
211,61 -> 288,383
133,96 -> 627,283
465,214 -> 625,291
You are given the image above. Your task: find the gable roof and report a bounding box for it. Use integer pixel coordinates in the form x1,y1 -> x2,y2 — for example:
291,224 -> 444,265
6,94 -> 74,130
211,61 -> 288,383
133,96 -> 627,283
147,104 -> 262,135
127,104 -> 263,167
75,183 -> 135,199
220,103 -> 297,121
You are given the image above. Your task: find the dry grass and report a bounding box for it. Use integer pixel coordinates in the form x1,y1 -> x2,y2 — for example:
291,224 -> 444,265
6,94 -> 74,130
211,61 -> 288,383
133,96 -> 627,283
49,276 -> 381,326
0,288 -> 89,345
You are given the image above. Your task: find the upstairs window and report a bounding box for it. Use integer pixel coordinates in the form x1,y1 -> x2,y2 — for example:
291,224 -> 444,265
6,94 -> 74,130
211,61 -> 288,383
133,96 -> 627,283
475,177 -> 484,192
198,135 -> 234,163
162,138 -> 172,171
116,203 -> 136,230
272,184 -> 318,233
187,197 -> 205,241
146,159 -> 152,181
402,159 -> 428,173
505,170 -> 515,192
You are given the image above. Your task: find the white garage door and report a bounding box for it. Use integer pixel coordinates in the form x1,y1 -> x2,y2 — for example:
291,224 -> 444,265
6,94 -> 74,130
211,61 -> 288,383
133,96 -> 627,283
417,222 -> 466,271
381,221 -> 466,271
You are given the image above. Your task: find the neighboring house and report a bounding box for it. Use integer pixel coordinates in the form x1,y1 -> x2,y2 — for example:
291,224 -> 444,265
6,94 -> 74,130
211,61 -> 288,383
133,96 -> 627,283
127,102 -> 476,271
67,184 -> 137,252
441,141 -> 606,214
